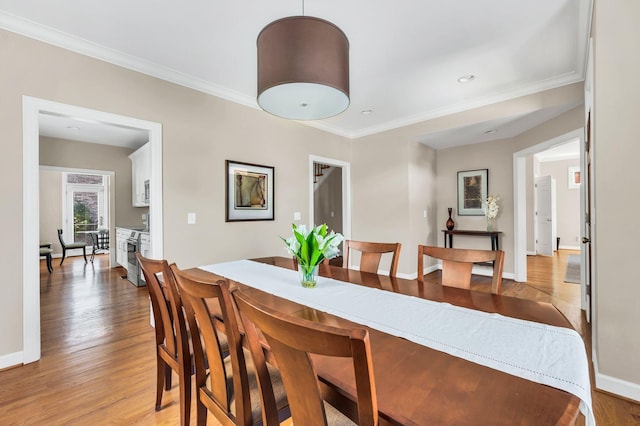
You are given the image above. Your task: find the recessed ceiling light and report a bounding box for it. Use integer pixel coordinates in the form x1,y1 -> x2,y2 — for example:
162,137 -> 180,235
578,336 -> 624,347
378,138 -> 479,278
361,109 -> 373,115
484,129 -> 497,134
66,126 -> 81,131
457,75 -> 476,83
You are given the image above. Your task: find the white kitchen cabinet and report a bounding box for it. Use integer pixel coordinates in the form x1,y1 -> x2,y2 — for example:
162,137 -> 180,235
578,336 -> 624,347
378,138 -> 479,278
115,228 -> 130,270
129,142 -> 150,207
139,232 -> 151,258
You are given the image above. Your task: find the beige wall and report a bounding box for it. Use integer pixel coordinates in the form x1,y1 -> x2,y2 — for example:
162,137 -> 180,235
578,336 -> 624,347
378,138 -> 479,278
39,170 -> 63,253
351,133 -> 436,276
593,0 -> 640,387
539,158 -> 581,249
0,29 -> 351,357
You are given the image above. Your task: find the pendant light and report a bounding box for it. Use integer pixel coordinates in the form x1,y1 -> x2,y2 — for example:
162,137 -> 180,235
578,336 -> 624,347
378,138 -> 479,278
257,1 -> 350,120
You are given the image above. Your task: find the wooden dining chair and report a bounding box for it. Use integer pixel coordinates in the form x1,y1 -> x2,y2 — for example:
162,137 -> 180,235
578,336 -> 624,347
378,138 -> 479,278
417,245 -> 505,294
136,254 -> 191,426
170,266 -> 290,426
233,288 -> 378,426
57,229 -> 87,265
343,240 -> 401,277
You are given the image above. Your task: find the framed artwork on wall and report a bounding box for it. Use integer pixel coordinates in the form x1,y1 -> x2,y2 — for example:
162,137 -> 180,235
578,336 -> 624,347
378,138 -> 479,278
225,160 -> 274,222
568,166 -> 581,189
457,169 -> 488,216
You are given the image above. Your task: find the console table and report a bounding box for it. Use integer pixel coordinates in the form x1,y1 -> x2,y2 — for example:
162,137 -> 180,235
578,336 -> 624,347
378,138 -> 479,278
442,230 -> 502,251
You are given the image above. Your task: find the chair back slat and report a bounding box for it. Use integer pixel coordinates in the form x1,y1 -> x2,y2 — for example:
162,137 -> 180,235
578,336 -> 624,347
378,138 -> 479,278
418,245 -> 505,294
343,240 -> 401,277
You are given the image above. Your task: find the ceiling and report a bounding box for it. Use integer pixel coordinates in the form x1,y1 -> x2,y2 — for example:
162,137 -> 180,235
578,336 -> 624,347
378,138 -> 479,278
0,1 -> 591,149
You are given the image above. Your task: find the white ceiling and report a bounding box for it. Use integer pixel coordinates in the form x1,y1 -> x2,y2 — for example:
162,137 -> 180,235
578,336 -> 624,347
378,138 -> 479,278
535,138 -> 580,162
39,113 -> 149,149
0,0 -> 591,149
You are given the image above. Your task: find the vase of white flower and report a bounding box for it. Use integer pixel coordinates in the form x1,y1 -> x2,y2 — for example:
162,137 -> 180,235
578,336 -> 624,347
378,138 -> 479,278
282,223 -> 344,288
484,195 -> 500,232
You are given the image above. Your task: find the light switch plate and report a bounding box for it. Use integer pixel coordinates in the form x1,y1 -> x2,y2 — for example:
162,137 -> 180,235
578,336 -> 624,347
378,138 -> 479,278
293,211 -> 301,221
187,213 -> 196,224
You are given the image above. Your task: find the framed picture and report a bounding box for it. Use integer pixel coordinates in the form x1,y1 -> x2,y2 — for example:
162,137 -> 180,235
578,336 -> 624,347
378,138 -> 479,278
225,160 -> 274,222
568,166 -> 581,189
457,169 -> 488,216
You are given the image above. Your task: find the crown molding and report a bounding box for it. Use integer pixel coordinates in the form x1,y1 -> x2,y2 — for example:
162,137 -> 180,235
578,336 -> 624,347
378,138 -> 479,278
0,12 -> 260,109
0,7 -> 591,141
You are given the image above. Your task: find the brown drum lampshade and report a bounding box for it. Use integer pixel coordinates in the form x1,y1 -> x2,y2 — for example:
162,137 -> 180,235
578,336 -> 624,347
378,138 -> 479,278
257,16 -> 349,120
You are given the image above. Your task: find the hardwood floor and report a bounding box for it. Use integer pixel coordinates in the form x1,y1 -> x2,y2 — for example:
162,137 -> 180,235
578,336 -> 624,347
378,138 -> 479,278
0,252 -> 637,424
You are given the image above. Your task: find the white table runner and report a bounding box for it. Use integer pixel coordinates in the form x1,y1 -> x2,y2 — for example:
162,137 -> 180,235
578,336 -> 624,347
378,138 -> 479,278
200,260 -> 594,425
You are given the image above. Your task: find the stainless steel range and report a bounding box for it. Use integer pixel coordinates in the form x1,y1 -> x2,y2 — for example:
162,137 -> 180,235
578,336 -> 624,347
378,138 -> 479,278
126,231 -> 146,287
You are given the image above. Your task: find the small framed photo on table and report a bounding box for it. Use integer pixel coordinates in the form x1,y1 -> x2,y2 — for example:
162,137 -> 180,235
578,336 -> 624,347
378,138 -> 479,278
457,169 -> 488,216
225,160 -> 274,222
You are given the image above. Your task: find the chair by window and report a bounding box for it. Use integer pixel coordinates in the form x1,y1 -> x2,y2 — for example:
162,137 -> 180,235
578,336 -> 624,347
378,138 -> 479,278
171,266 -> 290,426
57,229 -> 87,265
233,289 -> 378,426
136,254 -> 191,426
417,245 -> 505,294
343,240 -> 401,277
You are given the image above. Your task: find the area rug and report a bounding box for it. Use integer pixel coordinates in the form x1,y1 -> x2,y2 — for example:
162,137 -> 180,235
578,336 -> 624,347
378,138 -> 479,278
564,254 -> 581,284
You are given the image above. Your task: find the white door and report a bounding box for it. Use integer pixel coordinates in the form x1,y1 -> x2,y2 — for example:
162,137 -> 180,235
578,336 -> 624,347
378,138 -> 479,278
535,176 -> 555,256
65,183 -> 107,247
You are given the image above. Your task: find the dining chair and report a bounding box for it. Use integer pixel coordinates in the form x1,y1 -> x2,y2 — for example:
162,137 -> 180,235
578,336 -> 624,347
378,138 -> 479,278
233,288 -> 378,426
136,254 -> 192,426
417,245 -> 505,294
170,266 -> 290,426
57,229 -> 87,265
343,240 -> 401,277
40,247 -> 53,273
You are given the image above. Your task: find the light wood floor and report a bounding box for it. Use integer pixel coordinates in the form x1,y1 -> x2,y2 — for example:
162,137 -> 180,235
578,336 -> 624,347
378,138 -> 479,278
0,252 -> 637,424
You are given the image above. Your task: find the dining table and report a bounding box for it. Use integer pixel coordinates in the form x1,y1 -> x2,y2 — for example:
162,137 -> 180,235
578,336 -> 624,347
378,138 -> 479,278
186,256 -> 591,426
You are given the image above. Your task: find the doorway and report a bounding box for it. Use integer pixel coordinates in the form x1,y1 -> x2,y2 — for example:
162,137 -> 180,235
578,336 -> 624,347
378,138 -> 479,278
22,96 -> 163,363
513,129 -> 587,310
308,155 -> 351,240
64,173 -> 109,244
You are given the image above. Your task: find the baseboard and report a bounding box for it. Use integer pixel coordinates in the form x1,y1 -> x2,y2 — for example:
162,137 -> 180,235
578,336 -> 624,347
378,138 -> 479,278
397,264 -> 439,280
559,245 -> 581,251
526,251 -> 536,256
0,351 -> 23,370
595,370 -> 640,403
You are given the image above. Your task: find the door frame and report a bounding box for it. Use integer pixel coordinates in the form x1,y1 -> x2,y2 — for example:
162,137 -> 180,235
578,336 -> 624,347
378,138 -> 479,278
22,96 -> 163,363
513,128 -> 583,283
64,180 -> 108,241
308,155 -> 351,240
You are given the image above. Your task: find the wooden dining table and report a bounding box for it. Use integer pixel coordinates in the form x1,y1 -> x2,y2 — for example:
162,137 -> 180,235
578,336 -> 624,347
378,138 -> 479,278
187,256 -> 582,425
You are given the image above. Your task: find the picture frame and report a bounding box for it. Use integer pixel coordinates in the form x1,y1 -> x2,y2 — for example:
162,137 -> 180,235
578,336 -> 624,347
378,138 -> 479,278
457,169 -> 488,216
225,160 -> 274,222
568,166 -> 581,189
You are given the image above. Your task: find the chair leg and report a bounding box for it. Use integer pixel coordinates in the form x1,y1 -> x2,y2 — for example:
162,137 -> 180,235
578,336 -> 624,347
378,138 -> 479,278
179,370 -> 191,426
155,356 -> 165,411
165,364 -> 172,390
82,247 -> 87,264
59,249 -> 66,266
196,400 -> 207,426
46,254 -> 53,273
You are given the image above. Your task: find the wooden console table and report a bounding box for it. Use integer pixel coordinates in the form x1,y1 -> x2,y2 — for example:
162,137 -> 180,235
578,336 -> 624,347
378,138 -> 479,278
442,230 -> 502,251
